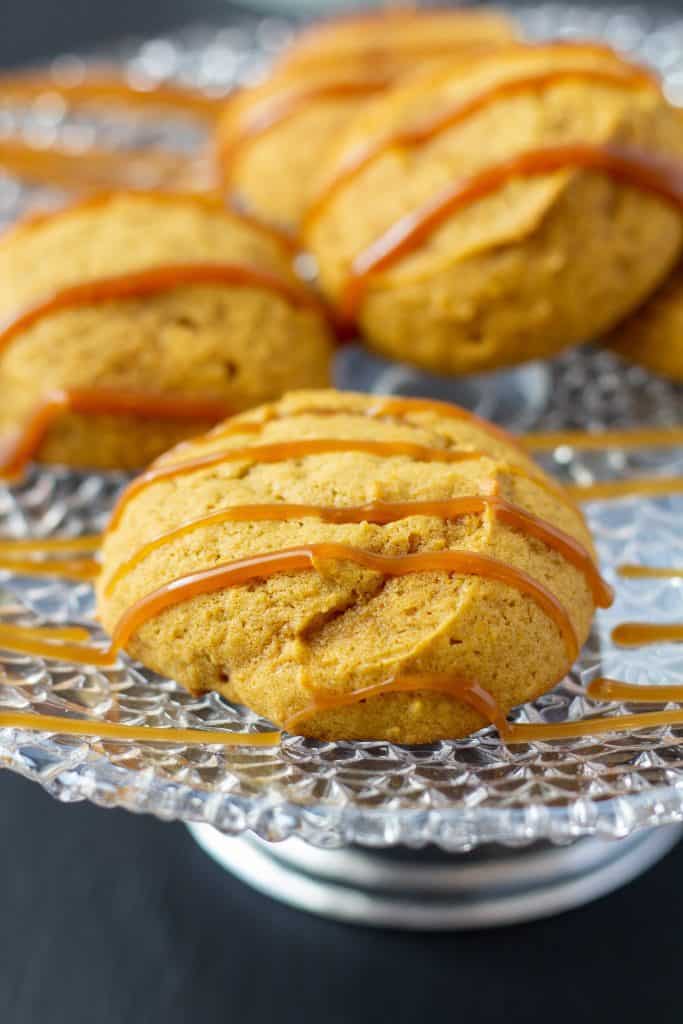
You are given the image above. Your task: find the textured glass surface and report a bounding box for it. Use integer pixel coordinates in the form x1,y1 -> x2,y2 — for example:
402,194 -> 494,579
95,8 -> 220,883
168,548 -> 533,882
0,7 -> 681,850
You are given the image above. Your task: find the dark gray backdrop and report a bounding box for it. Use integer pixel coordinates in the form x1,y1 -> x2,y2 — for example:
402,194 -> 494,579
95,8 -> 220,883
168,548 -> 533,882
0,3 -> 679,1022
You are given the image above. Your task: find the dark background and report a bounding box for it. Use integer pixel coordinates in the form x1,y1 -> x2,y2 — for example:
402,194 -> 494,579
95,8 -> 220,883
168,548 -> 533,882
0,2 -> 680,1022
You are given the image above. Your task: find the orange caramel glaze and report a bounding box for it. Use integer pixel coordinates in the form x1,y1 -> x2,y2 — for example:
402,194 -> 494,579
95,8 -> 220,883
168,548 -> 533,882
104,495 -> 612,606
208,394 -> 525,452
566,476 -> 683,501
110,543 -> 580,661
0,622 -> 114,666
618,564 -> 683,579
0,710 -> 280,747
285,671 -> 507,733
339,143 -> 683,319
612,622 -> 683,646
523,426 -> 683,451
0,140 -> 205,193
218,77 -> 393,175
304,65 -> 656,232
0,261 -> 324,357
0,555 -> 99,581
108,439 -> 501,530
0,69 -> 225,121
588,677 -> 683,703
0,388 -> 234,481
0,535 -> 100,553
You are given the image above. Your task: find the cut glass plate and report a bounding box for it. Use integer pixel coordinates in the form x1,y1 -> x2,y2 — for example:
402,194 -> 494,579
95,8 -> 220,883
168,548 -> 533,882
0,5 -> 681,851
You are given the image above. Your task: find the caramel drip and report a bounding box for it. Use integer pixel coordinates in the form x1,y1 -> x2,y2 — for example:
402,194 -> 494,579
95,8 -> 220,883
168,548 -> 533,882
618,564 -> 683,579
0,190 -> 298,257
612,622 -> 683,646
304,66 -> 653,232
0,388 -> 233,481
105,495 -> 612,607
588,677 -> 683,703
0,262 -> 323,358
0,69 -> 225,121
0,535 -> 99,553
107,439 -> 490,530
208,393 -> 523,452
0,710 -> 280,746
286,672 -> 683,742
0,555 -> 99,581
0,622 -> 114,666
523,426 -> 683,451
340,143 -> 683,319
110,543 -> 579,661
219,78 -> 392,174
566,476 -> 683,500
502,709 -> 683,743
0,139 -> 205,193
285,671 -> 507,733
0,624 -> 91,642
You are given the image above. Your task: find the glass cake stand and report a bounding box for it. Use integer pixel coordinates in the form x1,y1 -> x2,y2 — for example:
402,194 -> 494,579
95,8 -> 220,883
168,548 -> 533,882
0,5 -> 682,929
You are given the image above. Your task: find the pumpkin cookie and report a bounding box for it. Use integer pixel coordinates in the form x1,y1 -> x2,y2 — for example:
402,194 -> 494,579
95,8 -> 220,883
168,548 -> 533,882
607,261 -> 683,381
305,42 -> 683,375
0,191 -> 332,473
97,389 -> 604,744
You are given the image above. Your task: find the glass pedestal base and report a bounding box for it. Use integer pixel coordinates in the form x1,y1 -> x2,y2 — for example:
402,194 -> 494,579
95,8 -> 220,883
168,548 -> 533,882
334,346 -> 552,433
188,823 -> 682,931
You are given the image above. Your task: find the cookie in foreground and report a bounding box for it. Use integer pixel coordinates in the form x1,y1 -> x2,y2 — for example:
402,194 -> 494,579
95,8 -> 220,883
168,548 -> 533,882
0,191 -> 332,473
97,389 -> 607,745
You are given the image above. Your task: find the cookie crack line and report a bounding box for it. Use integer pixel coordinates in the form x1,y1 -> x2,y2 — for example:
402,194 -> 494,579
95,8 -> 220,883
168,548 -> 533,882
338,142 -> 683,319
109,543 -> 580,664
103,495 -> 612,606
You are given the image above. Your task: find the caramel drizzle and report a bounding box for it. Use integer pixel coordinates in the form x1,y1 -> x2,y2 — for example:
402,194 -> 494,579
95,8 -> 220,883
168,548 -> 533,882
207,393 -> 524,451
104,495 -> 612,606
304,65 -> 654,232
286,674 -> 683,742
110,543 -> 579,662
0,261 -> 322,358
0,69 -> 225,121
566,476 -> 683,501
340,143 -> 683,319
0,387 -> 234,481
285,672 -> 506,733
0,622 -> 114,666
107,438 -> 494,530
619,564 -> 683,579
612,622 -> 683,646
0,535 -> 99,553
523,426 -> 683,452
0,709 -> 279,747
219,78 -> 393,175
0,555 -> 98,581
0,139 -> 205,193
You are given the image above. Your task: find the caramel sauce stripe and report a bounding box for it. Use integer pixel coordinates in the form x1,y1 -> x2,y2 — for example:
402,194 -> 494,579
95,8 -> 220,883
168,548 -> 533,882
110,543 -> 580,662
0,70 -> 225,121
0,387 -> 235,481
0,261 -> 323,358
104,495 -> 612,607
340,143 -> 683,319
304,65 -> 655,232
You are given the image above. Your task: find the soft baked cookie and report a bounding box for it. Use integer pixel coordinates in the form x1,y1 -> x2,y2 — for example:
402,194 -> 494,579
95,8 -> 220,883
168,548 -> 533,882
97,389 -> 603,744
0,191 -> 332,472
216,7 -> 519,230
606,261 -> 683,381
305,42 -> 683,375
